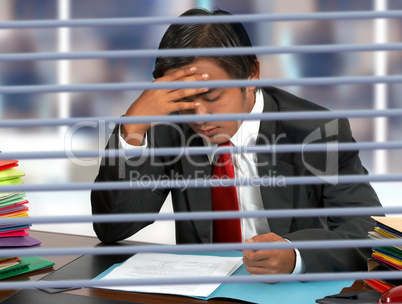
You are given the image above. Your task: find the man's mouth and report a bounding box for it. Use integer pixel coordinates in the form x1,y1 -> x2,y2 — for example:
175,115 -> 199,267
199,127 -> 218,137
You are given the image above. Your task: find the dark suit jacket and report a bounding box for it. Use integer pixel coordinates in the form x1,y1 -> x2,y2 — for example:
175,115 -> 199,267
91,87 -> 381,273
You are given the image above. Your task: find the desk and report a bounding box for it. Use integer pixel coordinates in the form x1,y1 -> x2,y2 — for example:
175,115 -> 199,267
0,231 -> 370,304
0,231 -> 241,304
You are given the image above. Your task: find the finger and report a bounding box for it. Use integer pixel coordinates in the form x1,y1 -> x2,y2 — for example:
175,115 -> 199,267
243,251 -> 278,267
248,233 -> 281,243
167,73 -> 209,96
170,100 -> 201,112
242,249 -> 260,261
242,237 -> 256,257
241,250 -> 253,259
179,72 -> 209,82
160,66 -> 199,82
162,70 -> 209,92
243,248 -> 278,262
170,87 -> 209,102
243,255 -> 266,267
243,234 -> 286,258
245,264 -> 276,275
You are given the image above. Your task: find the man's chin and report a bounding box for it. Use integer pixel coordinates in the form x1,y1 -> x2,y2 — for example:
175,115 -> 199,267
203,134 -> 231,145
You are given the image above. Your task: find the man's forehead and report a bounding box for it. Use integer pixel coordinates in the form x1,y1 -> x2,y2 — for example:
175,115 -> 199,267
167,58 -> 223,72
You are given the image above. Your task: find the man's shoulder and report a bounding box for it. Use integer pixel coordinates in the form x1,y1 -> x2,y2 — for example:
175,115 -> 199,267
261,87 -> 351,143
261,87 -> 329,113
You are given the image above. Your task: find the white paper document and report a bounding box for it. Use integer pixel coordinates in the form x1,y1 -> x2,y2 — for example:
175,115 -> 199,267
99,252 -> 243,297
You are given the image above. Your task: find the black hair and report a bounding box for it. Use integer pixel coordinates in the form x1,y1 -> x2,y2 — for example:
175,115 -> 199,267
152,8 -> 257,80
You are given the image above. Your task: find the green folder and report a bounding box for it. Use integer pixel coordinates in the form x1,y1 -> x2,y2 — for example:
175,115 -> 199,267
0,194 -> 26,205
0,178 -> 24,186
0,169 -> 25,182
0,193 -> 23,200
0,261 -> 30,280
0,256 -> 55,280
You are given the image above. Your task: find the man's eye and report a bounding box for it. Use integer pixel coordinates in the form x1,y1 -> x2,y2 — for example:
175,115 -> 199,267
204,94 -> 221,102
176,98 -> 191,103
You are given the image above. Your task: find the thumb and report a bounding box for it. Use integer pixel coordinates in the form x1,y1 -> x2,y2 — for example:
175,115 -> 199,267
248,233 -> 279,243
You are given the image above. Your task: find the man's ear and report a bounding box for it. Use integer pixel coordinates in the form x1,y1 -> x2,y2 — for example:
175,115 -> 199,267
249,59 -> 260,81
246,60 -> 260,93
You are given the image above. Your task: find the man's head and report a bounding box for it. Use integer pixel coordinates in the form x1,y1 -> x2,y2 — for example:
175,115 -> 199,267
152,8 -> 258,81
152,8 -> 260,145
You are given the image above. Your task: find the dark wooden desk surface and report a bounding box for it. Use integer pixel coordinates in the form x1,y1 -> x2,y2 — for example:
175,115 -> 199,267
0,230 -> 370,304
0,231 -> 239,304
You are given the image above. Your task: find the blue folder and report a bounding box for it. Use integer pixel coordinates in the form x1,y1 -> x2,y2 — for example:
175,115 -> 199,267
94,250 -> 354,304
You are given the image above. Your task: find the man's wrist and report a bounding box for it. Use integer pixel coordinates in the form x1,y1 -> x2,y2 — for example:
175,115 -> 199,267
118,125 -> 148,156
284,238 -> 306,274
121,124 -> 147,146
292,248 -> 306,274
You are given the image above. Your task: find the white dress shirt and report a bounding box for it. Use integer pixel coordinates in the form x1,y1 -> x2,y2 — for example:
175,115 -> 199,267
119,89 -> 305,274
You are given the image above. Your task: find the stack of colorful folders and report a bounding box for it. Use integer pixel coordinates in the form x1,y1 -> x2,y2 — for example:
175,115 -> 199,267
369,216 -> 402,270
0,159 -> 33,239
0,159 -> 54,279
366,216 -> 402,291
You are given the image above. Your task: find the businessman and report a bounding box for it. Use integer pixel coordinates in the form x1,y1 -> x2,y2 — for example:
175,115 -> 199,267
91,8 -> 381,275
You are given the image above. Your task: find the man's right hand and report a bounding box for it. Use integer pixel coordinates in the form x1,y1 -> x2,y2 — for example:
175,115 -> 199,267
121,66 -> 209,146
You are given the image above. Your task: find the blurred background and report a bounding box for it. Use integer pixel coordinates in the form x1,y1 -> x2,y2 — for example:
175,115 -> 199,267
0,0 -> 401,244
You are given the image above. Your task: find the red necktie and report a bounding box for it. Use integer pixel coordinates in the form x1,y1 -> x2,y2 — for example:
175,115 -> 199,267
211,141 -> 241,243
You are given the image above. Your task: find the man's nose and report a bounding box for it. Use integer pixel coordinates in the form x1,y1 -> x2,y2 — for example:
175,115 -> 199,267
193,103 -> 208,125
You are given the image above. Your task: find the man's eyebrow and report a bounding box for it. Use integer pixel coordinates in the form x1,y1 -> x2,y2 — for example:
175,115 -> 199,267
197,88 -> 218,97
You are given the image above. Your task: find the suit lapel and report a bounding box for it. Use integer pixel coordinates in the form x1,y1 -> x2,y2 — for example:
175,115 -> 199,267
180,124 -> 213,243
256,89 -> 294,236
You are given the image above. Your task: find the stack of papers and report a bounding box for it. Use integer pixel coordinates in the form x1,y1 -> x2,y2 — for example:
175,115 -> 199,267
0,159 -> 53,279
368,216 -> 402,270
366,216 -> 402,291
97,252 -> 243,298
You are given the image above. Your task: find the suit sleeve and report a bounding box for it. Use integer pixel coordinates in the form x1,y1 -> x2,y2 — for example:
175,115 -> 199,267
283,118 -> 382,273
90,126 -> 170,244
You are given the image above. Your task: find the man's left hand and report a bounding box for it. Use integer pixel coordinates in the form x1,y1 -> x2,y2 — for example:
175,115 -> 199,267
242,232 -> 296,278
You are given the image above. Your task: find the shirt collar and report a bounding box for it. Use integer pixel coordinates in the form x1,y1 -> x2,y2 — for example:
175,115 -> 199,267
205,89 -> 264,164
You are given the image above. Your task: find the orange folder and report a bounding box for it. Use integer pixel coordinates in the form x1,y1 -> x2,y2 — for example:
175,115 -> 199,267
0,160 -> 18,171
